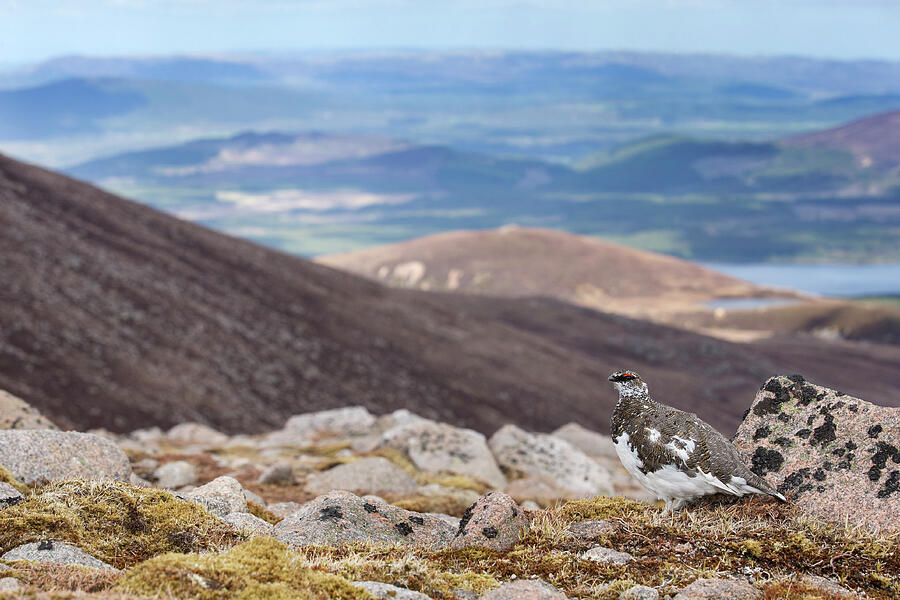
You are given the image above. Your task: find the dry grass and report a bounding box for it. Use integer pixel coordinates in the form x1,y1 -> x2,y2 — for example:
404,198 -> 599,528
0,464 -> 29,494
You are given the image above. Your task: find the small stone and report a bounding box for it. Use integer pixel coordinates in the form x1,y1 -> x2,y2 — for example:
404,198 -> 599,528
0,482 -> 24,510
566,519 -> 615,541
450,492 -> 528,552
673,578 -> 762,600
274,491 -> 456,548
353,581 -> 434,600
305,457 -> 418,497
153,460 -> 198,489
451,589 -> 479,600
796,575 -> 857,599
257,462 -> 294,485
0,430 -> 131,485
1,541 -> 117,571
166,423 -> 229,446
0,577 -> 20,593
224,512 -> 275,537
268,501 -> 303,519
520,500 -> 540,511
188,476 -> 248,514
177,493 -> 231,518
620,585 -> 660,600
582,546 -> 634,564
481,580 -> 568,600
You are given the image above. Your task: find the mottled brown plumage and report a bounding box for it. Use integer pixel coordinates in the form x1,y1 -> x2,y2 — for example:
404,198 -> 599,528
609,370 -> 786,511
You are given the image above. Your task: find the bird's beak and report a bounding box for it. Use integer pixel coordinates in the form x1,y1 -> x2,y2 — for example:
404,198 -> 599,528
608,374 -> 617,382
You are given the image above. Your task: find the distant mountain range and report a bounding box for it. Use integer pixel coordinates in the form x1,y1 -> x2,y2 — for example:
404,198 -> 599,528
3,153 -> 899,436
64,109 -> 900,262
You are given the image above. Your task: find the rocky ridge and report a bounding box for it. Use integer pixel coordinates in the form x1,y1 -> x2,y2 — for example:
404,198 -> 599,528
0,379 -> 897,599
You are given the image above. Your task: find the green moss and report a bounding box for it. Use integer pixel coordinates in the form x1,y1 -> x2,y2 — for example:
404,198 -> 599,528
738,539 -> 764,558
248,501 -> 280,525
557,496 -> 651,522
0,464 -> 29,494
0,479 -> 241,568
118,537 -> 372,600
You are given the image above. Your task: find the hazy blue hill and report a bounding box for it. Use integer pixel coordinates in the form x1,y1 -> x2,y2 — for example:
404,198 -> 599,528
716,82 -> 800,100
16,55 -> 272,86
0,78 -> 145,139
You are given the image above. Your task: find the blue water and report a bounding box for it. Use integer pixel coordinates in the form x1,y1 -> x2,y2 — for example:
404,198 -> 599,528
704,298 -> 802,310
702,263 -> 900,298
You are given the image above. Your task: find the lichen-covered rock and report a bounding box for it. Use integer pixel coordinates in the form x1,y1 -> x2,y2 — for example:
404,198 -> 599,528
0,389 -> 56,430
0,577 -> 20,593
188,476 -> 248,515
582,546 -> 634,564
620,585 -> 659,600
489,425 -> 613,498
450,492 -> 528,552
0,482 -> 23,510
285,406 -> 376,437
268,501 -> 303,519
306,457 -> 418,497
673,578 -> 762,600
1,540 -> 117,571
153,460 -> 198,489
224,512 -> 275,538
382,420 -> 507,488
257,462 -> 294,485
166,422 -> 229,446
551,423 -> 617,460
353,581 -> 435,600
274,491 -> 456,548
481,580 -> 568,600
795,575 -> 857,599
733,375 -> 900,528
243,488 -> 266,507
0,430 -> 130,485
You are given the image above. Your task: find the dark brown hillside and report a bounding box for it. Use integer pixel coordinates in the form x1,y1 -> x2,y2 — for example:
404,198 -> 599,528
1,153 -> 898,436
784,109 -> 900,167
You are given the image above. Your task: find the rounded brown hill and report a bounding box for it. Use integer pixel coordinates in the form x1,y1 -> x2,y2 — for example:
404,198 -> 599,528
318,226 -> 787,313
783,109 -> 900,167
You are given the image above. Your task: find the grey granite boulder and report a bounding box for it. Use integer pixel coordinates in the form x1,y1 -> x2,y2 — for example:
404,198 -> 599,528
176,493 -> 231,518
450,492 -> 528,552
224,512 -> 275,537
551,423 -> 617,460
0,430 -> 130,485
1,541 -> 117,571
0,390 -> 56,430
733,375 -> 900,528
274,491 -> 456,548
153,460 -> 198,489
353,581 -> 434,600
582,546 -> 634,564
285,406 -> 376,437
490,425 -> 613,499
166,423 -> 229,446
673,578 -> 761,600
481,580 -> 568,600
382,419 -> 507,488
187,476 -> 248,514
0,482 -> 23,509
268,501 -> 303,519
305,457 -> 418,497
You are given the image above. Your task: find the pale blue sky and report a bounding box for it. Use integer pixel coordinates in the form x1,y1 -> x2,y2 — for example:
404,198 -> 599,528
2,0 -> 900,65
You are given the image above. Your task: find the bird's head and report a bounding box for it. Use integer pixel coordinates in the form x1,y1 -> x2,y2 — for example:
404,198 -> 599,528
608,369 -> 648,397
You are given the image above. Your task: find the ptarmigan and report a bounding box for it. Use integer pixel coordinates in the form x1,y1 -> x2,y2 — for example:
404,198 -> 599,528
608,369 -> 786,512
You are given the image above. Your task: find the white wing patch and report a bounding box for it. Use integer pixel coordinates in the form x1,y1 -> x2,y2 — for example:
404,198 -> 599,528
645,428 -> 661,442
665,434 -> 696,463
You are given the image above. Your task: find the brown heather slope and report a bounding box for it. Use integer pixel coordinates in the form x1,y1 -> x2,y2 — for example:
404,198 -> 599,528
784,108 -> 900,167
1,153 -> 899,436
317,226 -> 798,320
